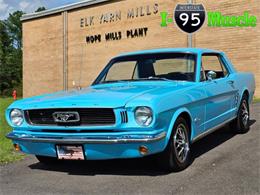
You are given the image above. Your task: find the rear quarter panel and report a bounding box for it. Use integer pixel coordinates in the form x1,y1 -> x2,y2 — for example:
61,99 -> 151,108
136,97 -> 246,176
231,72 -> 255,104
221,52 -> 255,103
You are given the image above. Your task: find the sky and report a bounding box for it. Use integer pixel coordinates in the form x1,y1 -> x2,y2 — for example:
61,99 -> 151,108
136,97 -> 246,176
0,0 -> 85,19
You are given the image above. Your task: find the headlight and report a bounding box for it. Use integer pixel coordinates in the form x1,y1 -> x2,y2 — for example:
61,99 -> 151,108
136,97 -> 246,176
10,109 -> 24,126
134,107 -> 153,126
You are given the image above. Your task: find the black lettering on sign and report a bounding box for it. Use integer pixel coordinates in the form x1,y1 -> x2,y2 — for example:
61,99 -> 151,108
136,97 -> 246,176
127,9 -> 134,19
100,11 -> 122,24
127,3 -> 159,19
105,31 -> 122,41
86,34 -> 101,44
80,16 -> 95,27
126,27 -> 148,38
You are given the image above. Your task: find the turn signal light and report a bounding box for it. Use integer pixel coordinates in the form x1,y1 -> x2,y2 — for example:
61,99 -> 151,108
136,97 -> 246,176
139,145 -> 148,155
13,144 -> 20,151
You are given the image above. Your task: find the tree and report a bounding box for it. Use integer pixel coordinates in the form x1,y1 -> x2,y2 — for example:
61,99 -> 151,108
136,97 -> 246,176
0,20 -> 13,95
0,11 -> 24,96
35,7 -> 46,12
5,11 -> 23,49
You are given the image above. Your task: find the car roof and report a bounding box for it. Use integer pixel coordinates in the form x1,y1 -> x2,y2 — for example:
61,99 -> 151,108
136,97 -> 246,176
116,48 -> 221,58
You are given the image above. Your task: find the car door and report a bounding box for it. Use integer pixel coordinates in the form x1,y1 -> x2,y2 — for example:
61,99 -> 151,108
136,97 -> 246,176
201,53 -> 235,131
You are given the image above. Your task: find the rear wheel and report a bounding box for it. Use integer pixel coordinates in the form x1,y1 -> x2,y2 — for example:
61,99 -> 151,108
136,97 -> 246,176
158,117 -> 191,172
35,155 -> 58,165
230,94 -> 250,133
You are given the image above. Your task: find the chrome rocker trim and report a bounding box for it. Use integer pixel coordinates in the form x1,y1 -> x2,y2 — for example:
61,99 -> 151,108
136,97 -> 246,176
191,117 -> 236,143
6,132 -> 166,144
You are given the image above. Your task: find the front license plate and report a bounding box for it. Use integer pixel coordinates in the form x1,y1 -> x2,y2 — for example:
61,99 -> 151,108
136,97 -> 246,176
56,145 -> 85,160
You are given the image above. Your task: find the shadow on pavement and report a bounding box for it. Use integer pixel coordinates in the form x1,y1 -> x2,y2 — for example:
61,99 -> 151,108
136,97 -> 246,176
191,119 -> 256,159
29,119 -> 256,176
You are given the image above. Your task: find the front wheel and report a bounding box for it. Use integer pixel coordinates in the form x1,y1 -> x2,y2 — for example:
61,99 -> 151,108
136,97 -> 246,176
158,117 -> 191,172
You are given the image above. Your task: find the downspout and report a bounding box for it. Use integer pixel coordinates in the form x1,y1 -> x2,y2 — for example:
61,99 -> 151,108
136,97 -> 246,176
62,11 -> 68,91
187,0 -> 193,48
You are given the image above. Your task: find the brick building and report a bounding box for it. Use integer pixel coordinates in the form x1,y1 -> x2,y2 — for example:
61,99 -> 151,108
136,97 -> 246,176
21,0 -> 259,97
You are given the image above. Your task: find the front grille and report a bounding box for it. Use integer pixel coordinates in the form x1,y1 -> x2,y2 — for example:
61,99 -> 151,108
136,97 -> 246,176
25,108 -> 115,126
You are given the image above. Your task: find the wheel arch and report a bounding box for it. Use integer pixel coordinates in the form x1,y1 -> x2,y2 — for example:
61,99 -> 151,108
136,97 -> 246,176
239,88 -> 251,107
242,89 -> 249,100
165,108 -> 193,149
241,88 -> 250,111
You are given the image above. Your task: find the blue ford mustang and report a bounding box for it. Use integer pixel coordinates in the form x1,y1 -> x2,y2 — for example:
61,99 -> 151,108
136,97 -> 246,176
6,48 -> 255,171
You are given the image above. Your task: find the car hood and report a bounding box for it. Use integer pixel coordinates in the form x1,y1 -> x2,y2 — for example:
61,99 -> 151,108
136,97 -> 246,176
9,81 -> 194,110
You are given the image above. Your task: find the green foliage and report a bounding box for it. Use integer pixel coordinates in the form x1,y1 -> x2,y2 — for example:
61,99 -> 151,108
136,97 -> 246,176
0,7 -> 46,97
253,97 -> 260,103
0,11 -> 23,97
5,11 -> 23,49
35,7 -> 46,12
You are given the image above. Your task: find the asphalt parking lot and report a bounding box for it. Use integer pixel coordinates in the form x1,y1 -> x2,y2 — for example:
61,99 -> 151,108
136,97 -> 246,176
0,104 -> 259,195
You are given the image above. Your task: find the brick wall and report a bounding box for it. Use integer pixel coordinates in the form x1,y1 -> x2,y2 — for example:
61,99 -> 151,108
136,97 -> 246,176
23,14 -> 64,96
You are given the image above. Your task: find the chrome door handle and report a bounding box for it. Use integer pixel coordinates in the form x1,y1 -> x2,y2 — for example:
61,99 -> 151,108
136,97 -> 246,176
227,80 -> 234,85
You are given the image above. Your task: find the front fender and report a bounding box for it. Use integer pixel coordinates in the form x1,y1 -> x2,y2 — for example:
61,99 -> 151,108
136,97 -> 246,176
163,107 -> 193,150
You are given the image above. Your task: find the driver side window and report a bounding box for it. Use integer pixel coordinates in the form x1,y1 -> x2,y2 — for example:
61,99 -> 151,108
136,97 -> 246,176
201,54 -> 228,81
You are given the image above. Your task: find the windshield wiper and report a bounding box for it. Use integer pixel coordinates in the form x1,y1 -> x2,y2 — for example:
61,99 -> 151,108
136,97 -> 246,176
140,77 -> 173,82
99,77 -> 173,84
100,80 -> 129,84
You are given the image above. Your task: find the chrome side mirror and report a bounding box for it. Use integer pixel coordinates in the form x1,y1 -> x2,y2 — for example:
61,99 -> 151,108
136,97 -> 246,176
206,70 -> 217,81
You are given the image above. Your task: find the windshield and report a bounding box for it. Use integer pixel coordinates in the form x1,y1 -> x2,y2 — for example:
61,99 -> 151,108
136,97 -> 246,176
94,53 -> 196,84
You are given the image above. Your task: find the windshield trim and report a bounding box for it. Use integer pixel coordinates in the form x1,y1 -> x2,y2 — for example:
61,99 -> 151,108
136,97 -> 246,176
92,52 -> 197,85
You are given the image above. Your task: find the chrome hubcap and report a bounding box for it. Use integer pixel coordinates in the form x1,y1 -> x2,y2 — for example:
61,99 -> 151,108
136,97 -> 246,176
241,100 -> 249,127
173,124 -> 189,163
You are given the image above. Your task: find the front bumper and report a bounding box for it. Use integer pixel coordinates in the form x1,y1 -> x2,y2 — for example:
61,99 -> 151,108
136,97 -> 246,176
6,131 -> 166,144
6,131 -> 167,160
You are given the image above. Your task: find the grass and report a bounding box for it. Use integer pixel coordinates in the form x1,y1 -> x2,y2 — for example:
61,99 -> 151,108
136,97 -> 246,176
0,98 -> 25,164
253,97 -> 260,103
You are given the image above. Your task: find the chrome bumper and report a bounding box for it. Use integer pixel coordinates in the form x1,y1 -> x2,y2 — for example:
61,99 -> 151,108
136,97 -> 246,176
6,132 -> 166,144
